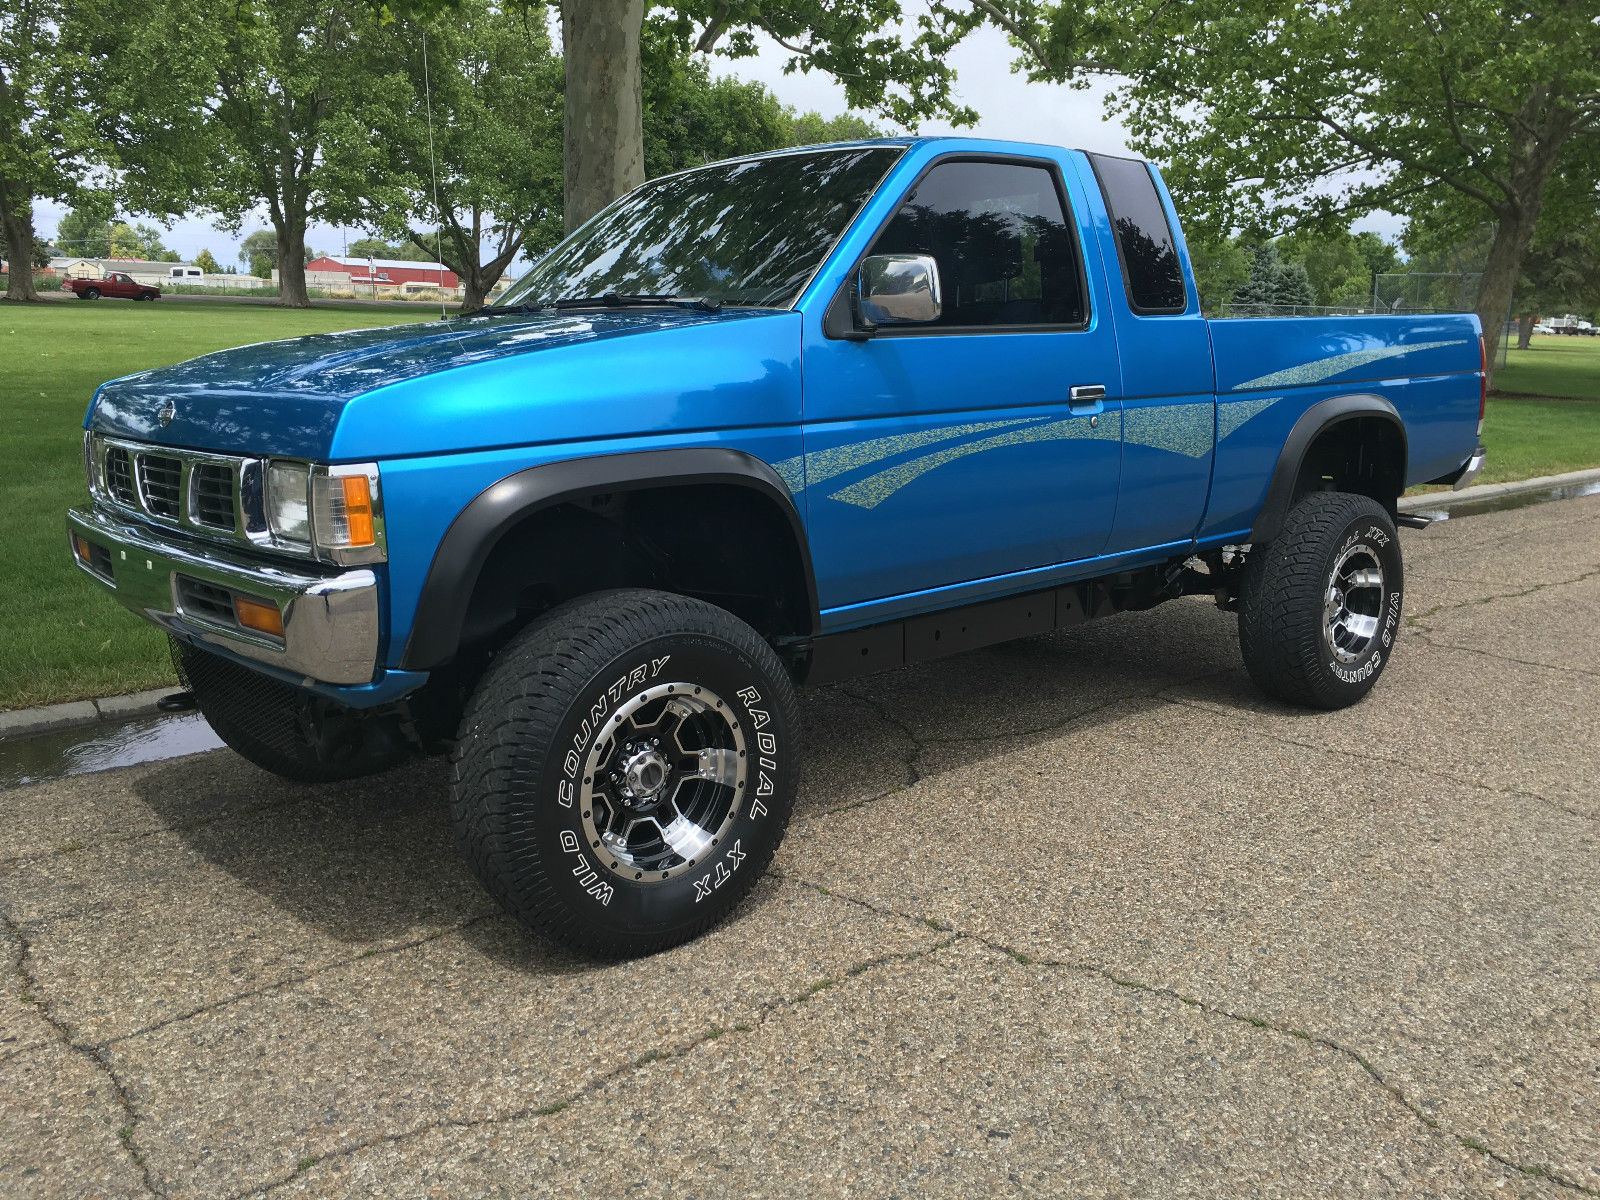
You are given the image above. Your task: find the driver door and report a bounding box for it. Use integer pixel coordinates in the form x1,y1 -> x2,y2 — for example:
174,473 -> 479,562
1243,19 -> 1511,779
799,155 -> 1123,617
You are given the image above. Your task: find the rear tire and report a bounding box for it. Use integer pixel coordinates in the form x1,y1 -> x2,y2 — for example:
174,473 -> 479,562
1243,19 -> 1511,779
173,639 -> 411,783
82,287 -> 100,300
451,589 -> 800,958
1238,491 -> 1404,709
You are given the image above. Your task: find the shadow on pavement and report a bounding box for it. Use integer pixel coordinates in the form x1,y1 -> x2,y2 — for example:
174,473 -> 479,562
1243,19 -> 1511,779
124,597 -> 1254,962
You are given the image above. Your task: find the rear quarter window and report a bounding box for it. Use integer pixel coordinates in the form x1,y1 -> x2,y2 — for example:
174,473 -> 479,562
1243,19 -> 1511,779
1088,154 -> 1187,315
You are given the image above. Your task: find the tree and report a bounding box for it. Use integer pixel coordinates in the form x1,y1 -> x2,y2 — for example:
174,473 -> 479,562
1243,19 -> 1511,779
106,220 -> 172,260
1011,0 -> 1600,363
348,236 -> 434,262
238,230 -> 276,278
0,1 -> 107,300
783,110 -> 881,146
193,247 -> 222,274
1185,228 -> 1250,315
1514,230 -> 1600,346
54,197 -> 116,258
1277,226 -> 1401,309
1234,244 -> 1315,309
114,1 -> 413,306
385,0 -> 1024,232
369,1 -> 563,310
642,31 -> 788,176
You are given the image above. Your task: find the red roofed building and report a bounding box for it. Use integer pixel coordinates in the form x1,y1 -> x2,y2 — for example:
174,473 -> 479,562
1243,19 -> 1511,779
303,255 -> 459,292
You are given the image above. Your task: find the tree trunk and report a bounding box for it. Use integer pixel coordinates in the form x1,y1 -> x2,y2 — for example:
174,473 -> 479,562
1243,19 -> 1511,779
1475,88 -> 1574,369
275,221 -> 310,308
1516,314 -> 1534,350
0,186 -> 40,303
1476,209 -> 1539,369
461,270 -> 491,312
559,0 -> 645,232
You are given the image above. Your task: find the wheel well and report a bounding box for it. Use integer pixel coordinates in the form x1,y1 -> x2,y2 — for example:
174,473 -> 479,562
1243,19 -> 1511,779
455,483 -> 814,660
1291,415 -> 1406,509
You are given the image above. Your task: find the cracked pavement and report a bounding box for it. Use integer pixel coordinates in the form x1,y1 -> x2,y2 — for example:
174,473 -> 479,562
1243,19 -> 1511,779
3,493 -> 1597,1198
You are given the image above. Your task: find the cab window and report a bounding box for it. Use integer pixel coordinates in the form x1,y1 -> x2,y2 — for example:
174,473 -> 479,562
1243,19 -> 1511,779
869,160 -> 1087,329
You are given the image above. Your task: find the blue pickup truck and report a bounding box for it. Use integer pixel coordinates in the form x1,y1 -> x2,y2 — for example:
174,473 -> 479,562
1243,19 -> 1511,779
68,137 -> 1486,955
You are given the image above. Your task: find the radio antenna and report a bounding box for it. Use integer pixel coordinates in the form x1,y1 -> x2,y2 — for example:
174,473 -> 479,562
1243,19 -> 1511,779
423,28 -> 447,320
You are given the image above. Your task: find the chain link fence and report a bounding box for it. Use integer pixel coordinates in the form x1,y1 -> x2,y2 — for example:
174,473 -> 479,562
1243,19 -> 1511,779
1370,272 -> 1482,314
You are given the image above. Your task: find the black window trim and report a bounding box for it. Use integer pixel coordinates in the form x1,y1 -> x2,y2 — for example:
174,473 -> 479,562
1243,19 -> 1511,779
1085,151 -> 1189,317
824,152 -> 1094,340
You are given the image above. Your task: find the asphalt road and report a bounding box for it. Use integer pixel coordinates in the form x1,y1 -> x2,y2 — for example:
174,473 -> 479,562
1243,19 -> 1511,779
4,494 -> 1597,1199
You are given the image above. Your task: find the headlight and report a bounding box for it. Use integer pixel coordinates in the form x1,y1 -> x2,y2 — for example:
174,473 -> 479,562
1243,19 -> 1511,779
265,462 -> 312,544
264,460 -> 384,563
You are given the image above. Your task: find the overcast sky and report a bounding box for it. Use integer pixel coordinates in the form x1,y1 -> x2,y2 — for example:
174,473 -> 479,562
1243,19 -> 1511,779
35,24 -> 1401,269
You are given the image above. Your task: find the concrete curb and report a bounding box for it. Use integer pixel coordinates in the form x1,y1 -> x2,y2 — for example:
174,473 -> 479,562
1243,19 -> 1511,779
3,467 -> 1597,746
1399,466 -> 1600,512
0,688 -> 177,743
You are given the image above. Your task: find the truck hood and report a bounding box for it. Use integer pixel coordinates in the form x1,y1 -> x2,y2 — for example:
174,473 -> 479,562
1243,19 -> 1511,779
87,307 -> 776,458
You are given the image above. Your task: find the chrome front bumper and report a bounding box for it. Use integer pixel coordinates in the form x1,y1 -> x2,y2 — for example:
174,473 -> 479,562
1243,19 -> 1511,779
68,504 -> 380,686
1453,445 -> 1488,490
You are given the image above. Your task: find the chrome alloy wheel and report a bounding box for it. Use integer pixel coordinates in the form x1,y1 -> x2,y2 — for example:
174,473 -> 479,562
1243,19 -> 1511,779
1324,543 -> 1386,663
578,683 -> 747,883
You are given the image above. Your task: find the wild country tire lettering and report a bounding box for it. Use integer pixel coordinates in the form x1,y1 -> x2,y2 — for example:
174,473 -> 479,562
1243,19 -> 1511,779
1328,529 -> 1401,683
692,684 -> 781,904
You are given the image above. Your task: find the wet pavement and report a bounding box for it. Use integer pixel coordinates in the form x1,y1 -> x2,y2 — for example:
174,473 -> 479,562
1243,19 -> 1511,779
2,492 -> 1597,1198
0,714 -> 221,791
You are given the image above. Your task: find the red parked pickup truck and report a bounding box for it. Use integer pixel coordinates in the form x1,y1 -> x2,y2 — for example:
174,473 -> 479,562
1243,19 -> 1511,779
64,273 -> 161,302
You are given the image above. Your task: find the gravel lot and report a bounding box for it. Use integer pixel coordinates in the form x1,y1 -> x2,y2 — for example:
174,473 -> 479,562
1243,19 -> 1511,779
3,493 -> 1597,1198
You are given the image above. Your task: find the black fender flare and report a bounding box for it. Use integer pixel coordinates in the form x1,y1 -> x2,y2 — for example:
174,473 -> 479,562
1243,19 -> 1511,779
1248,394 -> 1407,544
400,447 -> 818,670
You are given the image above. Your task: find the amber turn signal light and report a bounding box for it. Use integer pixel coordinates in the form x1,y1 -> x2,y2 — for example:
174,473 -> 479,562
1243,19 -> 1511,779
340,475 -> 376,547
234,595 -> 284,638
72,534 -> 92,563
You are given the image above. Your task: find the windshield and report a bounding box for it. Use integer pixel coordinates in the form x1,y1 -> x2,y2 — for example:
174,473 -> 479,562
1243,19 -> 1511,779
495,146 -> 902,310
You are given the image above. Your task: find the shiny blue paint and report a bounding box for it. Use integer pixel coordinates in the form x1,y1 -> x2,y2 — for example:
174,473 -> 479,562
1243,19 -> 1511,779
1199,315 -> 1482,539
87,308 -> 781,459
794,143 -> 1124,611
75,135 -> 1486,702
376,426 -> 805,669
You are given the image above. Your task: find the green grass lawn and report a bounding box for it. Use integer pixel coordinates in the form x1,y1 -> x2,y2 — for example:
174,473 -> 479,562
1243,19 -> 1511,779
1495,335 -> 1600,400
1,300 -> 432,711
1472,395 -> 1600,484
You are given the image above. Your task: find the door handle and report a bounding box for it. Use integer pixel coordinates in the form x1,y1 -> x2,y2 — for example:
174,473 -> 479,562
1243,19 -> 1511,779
1069,384 -> 1106,404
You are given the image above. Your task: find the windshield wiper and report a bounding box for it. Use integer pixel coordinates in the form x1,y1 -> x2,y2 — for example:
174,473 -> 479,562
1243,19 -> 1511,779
461,300 -> 547,319
551,292 -> 723,313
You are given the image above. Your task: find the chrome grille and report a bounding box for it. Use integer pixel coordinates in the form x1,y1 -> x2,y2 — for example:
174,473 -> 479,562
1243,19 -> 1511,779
138,454 -> 183,518
93,437 -> 257,546
191,463 -> 236,529
105,447 -> 138,506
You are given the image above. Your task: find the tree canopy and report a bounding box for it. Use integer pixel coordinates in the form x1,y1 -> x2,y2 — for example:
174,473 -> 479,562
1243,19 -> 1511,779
0,0 -> 107,298
112,0 -> 413,304
1007,0 -> 1600,358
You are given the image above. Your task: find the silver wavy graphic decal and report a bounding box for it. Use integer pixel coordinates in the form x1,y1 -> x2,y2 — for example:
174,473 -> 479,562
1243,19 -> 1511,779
1216,395 -> 1278,441
828,412 -> 1121,509
1123,401 -> 1214,459
1233,339 -> 1465,392
773,416 -> 1051,495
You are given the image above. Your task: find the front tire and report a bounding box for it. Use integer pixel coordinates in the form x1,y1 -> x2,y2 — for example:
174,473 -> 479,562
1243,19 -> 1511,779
451,589 -> 800,958
1238,492 -> 1404,709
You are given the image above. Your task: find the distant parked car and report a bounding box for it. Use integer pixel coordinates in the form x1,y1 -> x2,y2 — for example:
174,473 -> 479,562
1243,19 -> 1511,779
64,273 -> 160,302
